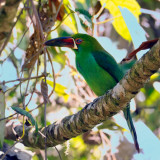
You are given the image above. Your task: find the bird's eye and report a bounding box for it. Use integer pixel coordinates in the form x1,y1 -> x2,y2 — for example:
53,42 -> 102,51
75,38 -> 83,44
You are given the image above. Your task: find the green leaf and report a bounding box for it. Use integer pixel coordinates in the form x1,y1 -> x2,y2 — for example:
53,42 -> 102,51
75,8 -> 92,19
11,106 -> 38,133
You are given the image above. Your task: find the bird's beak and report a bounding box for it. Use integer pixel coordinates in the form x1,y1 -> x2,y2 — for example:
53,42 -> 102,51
44,37 -> 78,49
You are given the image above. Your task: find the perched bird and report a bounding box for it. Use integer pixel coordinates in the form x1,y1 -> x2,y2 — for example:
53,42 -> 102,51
45,33 -> 140,152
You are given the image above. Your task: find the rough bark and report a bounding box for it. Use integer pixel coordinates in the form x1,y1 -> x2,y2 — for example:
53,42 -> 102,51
5,39 -> 160,149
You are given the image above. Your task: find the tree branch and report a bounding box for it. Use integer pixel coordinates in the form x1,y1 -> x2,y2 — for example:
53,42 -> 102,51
5,39 -> 160,149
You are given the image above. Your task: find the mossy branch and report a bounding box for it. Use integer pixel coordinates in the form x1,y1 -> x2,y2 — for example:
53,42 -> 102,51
5,39 -> 160,149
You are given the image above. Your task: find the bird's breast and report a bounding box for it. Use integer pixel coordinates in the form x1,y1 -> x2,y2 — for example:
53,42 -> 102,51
76,54 -> 117,96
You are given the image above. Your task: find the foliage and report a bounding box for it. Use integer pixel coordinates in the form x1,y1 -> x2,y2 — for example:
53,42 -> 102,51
0,0 -> 160,159
100,0 -> 141,40
11,106 -> 38,133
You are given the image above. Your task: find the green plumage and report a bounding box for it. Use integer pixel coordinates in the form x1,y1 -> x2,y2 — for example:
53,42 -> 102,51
45,33 -> 140,152
73,34 -> 123,95
72,34 -> 139,152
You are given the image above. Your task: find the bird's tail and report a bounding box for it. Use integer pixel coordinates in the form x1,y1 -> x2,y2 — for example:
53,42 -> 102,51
123,105 -> 140,153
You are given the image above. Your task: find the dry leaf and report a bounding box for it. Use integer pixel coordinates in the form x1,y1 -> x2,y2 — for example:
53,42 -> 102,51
41,79 -> 49,104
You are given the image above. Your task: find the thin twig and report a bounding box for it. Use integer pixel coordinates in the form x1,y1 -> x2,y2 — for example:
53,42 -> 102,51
95,15 -> 121,25
0,102 -> 44,122
54,0 -> 63,21
19,71 -> 24,108
0,2 -> 26,56
93,3 -> 105,19
44,103 -> 47,160
0,140 -> 22,160
20,66 -> 34,109
55,146 -> 62,160
46,11 -> 74,38
30,1 -> 48,159
0,74 -> 46,85
46,49 -> 56,98
30,0 -> 44,40
92,1 -> 106,36
25,50 -> 41,107
4,72 -> 47,94
26,0 -> 36,29
0,113 -> 17,121
2,27 -> 29,63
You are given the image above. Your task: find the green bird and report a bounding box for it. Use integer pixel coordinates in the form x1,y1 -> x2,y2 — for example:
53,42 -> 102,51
45,33 -> 140,152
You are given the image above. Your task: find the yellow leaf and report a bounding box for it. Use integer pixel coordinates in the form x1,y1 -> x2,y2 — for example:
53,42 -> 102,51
150,73 -> 159,81
63,94 -> 69,102
71,136 -> 87,151
47,80 -> 69,102
63,1 -> 78,33
63,15 -> 77,33
25,106 -> 30,112
100,0 -> 141,40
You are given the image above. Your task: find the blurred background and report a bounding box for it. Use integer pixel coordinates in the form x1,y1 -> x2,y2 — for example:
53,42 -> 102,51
0,0 -> 160,159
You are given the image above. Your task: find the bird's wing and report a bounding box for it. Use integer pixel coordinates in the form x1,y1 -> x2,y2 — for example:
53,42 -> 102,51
92,51 -> 123,82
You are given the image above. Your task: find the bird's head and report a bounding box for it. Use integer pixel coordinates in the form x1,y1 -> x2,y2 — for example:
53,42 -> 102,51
44,34 -> 102,53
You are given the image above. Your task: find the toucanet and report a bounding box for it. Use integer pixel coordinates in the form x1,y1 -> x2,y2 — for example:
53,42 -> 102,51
45,33 -> 140,152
